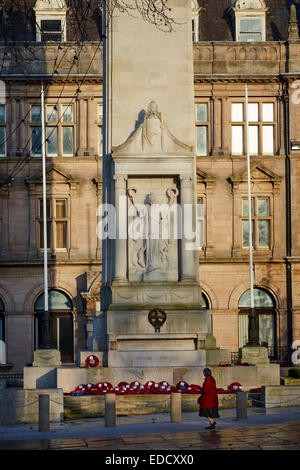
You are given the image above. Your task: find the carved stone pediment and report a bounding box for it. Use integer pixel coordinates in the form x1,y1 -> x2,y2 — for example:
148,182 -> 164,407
34,0 -> 68,11
25,164 -> 78,186
233,0 -> 267,11
196,169 -> 216,187
228,163 -> 283,190
112,101 -> 194,157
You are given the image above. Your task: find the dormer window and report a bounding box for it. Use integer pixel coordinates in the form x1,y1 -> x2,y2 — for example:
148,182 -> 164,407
233,0 -> 267,42
40,19 -> 62,42
34,0 -> 68,43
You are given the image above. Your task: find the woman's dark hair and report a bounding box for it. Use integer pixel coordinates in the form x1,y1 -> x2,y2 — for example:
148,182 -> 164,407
203,368 -> 212,376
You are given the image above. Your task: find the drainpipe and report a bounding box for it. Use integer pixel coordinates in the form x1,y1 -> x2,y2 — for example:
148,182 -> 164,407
282,78 -> 293,363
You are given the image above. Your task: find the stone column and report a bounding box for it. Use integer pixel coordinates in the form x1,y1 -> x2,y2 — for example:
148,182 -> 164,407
113,175 -> 128,282
204,180 -> 215,258
87,97 -> 96,155
78,98 -> 87,155
180,175 -> 195,281
278,96 -> 285,156
212,97 -> 222,155
272,181 -> 282,258
221,97 -> 229,156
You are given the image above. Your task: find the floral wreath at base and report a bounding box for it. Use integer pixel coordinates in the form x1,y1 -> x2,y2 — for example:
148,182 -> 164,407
66,380 -> 247,396
227,382 -> 243,392
84,355 -> 100,368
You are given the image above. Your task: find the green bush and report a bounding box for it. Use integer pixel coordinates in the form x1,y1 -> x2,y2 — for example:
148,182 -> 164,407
288,368 -> 300,378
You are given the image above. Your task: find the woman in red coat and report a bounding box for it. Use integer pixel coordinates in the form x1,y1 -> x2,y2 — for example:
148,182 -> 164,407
197,368 -> 220,429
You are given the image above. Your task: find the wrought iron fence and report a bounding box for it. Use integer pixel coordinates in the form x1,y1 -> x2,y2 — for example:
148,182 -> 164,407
231,347 -> 293,367
269,347 -> 292,367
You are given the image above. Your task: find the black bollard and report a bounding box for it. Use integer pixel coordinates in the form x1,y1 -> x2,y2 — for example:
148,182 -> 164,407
105,393 -> 116,427
39,394 -> 50,432
236,392 -> 247,419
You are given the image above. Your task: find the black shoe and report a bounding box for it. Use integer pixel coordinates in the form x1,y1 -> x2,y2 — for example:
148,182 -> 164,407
205,422 -> 216,429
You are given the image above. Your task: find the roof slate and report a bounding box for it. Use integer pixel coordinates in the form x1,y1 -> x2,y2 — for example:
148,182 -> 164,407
0,0 -> 299,42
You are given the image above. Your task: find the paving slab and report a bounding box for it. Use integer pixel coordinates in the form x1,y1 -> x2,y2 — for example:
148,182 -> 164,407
0,407 -> 299,451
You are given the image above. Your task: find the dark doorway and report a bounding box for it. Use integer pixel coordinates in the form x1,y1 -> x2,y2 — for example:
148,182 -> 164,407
34,290 -> 74,363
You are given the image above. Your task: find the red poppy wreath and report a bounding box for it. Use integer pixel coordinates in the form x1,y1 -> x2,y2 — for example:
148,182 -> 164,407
85,354 -> 100,368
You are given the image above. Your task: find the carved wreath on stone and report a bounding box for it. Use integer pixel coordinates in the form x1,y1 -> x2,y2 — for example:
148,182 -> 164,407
148,308 -> 167,332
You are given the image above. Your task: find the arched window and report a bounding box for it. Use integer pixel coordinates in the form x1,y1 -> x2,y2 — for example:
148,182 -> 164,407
201,292 -> 209,309
0,298 -> 4,342
34,290 -> 73,363
35,290 -> 72,311
238,288 -> 276,357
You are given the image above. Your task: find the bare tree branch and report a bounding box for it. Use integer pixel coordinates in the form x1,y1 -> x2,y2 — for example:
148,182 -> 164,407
105,0 -> 177,32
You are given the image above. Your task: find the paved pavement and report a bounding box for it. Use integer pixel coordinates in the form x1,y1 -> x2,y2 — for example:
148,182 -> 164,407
0,407 -> 300,451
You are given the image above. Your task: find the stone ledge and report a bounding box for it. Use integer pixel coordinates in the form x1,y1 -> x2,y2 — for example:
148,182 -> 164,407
262,385 -> 300,408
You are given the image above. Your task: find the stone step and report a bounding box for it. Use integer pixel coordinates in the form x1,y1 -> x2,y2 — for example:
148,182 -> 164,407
280,377 -> 300,386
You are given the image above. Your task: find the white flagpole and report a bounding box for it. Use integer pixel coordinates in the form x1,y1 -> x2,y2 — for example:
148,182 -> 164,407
41,83 -> 48,313
245,84 -> 256,344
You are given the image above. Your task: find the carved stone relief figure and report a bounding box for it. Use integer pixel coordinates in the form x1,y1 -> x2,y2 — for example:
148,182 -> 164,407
142,101 -> 163,152
128,184 -> 179,280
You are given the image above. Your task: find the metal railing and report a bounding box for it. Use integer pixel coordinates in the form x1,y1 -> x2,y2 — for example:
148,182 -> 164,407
231,347 -> 294,367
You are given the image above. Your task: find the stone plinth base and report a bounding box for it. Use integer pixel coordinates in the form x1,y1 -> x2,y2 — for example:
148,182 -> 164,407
33,349 -> 62,367
24,362 -> 280,394
0,388 -> 64,425
240,346 -> 270,364
206,348 -> 231,365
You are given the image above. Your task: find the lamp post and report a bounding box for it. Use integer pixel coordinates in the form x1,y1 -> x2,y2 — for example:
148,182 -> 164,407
245,83 -> 259,347
39,82 -> 53,350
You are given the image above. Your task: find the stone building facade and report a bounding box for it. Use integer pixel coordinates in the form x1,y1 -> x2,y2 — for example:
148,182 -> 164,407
0,0 -> 300,373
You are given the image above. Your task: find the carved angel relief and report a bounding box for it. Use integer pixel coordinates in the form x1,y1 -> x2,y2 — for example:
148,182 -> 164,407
128,185 -> 179,280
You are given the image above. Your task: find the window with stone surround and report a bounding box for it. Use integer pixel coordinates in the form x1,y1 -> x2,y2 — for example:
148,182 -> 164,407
195,102 -> 209,156
233,0 -> 267,42
46,103 -> 75,156
231,101 -> 276,156
242,196 -> 272,250
34,0 -> 68,43
30,104 -> 42,156
40,19 -> 63,42
0,104 -> 6,157
39,198 -> 69,251
30,103 -> 75,157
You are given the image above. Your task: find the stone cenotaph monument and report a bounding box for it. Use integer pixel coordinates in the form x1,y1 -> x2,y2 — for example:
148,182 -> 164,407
96,0 -> 230,375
